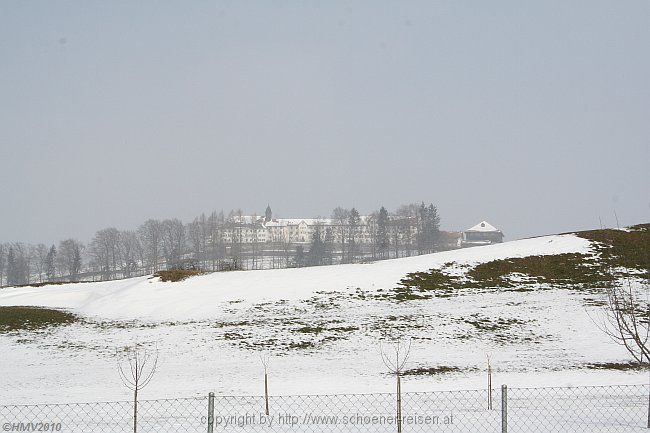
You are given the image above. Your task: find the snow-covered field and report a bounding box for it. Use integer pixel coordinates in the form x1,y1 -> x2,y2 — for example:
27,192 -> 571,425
0,234 -> 647,405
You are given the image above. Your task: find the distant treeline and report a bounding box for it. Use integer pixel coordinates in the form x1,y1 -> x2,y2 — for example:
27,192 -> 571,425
0,203 -> 443,286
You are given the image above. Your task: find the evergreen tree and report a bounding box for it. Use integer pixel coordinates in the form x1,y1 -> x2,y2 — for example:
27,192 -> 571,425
308,227 -> 325,266
6,246 -> 16,286
45,245 -> 57,281
377,206 -> 389,259
426,204 -> 441,251
5,245 -> 27,286
71,243 -> 82,281
323,227 -> 334,265
347,208 -> 361,263
417,202 -> 428,254
419,204 -> 440,253
294,245 -> 305,268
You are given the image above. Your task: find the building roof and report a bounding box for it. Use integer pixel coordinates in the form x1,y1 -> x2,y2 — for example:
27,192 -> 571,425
466,221 -> 501,233
263,216 -> 371,227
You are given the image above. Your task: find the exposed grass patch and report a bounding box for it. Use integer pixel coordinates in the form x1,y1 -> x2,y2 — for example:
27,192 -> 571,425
585,361 -> 648,371
329,325 -> 358,333
20,281 -> 83,288
154,269 -> 203,282
463,315 -> 525,332
577,224 -> 650,277
402,366 -> 462,376
398,269 -> 456,291
392,224 -> 649,299
288,341 -> 315,349
0,306 -> 80,332
468,253 -> 605,289
295,326 -> 325,334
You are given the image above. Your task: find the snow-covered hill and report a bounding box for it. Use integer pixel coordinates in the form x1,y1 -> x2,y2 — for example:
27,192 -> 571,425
0,234 -> 589,320
0,233 -> 646,404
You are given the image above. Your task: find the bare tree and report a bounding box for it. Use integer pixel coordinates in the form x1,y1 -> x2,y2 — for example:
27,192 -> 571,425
280,234 -> 292,268
226,210 -> 244,269
57,239 -> 84,281
206,211 -> 225,271
188,214 -> 208,271
380,339 -> 412,433
117,344 -> 159,433
250,213 -> 261,270
599,278 -> 649,364
89,229 -> 120,280
396,205 -> 417,257
32,244 -> 48,283
161,219 -> 186,269
366,212 -> 378,261
119,231 -> 143,278
138,219 -> 163,273
0,243 -> 6,287
332,207 -> 349,263
593,268 -> 649,427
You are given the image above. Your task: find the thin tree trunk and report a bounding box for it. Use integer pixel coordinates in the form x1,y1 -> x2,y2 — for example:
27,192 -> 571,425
264,372 -> 269,415
134,388 -> 138,433
488,366 -> 492,410
396,375 -> 402,433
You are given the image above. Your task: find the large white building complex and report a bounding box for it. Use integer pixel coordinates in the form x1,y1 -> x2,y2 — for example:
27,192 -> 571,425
220,206 -> 377,245
218,206 -> 502,251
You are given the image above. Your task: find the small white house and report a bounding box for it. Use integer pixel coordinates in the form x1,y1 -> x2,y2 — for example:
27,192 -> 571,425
462,221 -> 504,247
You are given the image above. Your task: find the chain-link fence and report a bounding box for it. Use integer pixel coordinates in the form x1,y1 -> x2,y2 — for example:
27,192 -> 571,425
0,397 -> 208,433
1,384 -> 648,433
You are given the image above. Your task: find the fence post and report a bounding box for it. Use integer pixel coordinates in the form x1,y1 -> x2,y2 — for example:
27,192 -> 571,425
501,385 -> 507,433
207,392 -> 215,433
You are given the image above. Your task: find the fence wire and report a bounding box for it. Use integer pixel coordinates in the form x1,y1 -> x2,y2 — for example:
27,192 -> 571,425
0,397 -> 207,433
0,384 -> 648,433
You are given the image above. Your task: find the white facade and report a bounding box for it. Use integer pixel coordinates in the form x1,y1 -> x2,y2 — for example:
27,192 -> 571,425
461,220 -> 504,246
220,216 -> 374,244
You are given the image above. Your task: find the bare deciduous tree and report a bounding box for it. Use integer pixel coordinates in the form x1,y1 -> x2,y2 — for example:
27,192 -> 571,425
161,219 -> 186,270
89,229 -> 119,280
331,207 -> 349,263
0,243 -> 6,287
138,219 -> 163,273
595,274 -> 649,427
58,238 -> 84,281
32,244 -> 48,283
380,339 -> 412,433
599,278 -> 649,363
119,230 -> 143,278
117,344 -> 159,433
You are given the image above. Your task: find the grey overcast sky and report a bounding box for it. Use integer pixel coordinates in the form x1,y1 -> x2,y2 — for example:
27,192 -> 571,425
0,1 -> 648,245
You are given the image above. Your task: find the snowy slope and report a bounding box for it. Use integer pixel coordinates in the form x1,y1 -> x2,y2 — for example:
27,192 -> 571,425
0,234 -> 646,405
0,234 -> 589,321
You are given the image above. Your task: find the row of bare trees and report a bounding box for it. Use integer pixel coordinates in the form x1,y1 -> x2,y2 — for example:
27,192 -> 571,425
0,240 -> 81,286
115,341 -> 411,433
0,203 -> 441,286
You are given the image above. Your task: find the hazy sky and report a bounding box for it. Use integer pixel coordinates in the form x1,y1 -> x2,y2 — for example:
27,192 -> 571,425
1,1 -> 648,244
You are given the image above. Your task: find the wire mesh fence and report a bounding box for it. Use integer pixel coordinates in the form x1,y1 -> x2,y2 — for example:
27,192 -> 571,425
507,385 -> 649,432
0,397 -> 208,433
0,384 -> 648,433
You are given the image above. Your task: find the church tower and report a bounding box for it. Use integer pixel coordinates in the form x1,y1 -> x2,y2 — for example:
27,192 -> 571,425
265,204 -> 272,222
